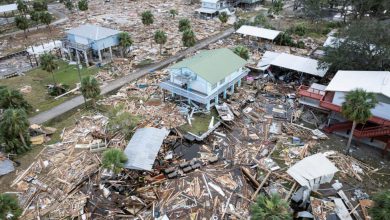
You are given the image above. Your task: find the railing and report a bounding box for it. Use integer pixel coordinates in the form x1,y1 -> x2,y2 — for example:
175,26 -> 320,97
62,38 -> 90,51
297,85 -> 324,100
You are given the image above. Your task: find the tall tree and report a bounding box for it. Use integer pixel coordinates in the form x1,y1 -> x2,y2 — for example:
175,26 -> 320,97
64,0 -> 74,11
0,87 -> 32,111
78,0 -> 88,11
369,190 -> 390,220
15,15 -> 29,38
268,0 -> 284,15
141,10 -> 154,47
16,0 -> 28,16
169,9 -> 178,19
39,11 -> 53,32
0,108 -> 31,154
81,76 -> 100,108
102,149 -> 128,174
33,0 -> 48,11
0,193 -> 22,220
251,194 -> 292,220
154,30 -> 167,55
178,18 -> 191,32
118,32 -> 133,58
29,11 -> 41,29
341,89 -> 378,154
233,45 -> 249,60
182,29 -> 196,47
218,11 -> 229,27
300,0 -> 323,22
39,53 -> 58,85
320,20 -> 390,72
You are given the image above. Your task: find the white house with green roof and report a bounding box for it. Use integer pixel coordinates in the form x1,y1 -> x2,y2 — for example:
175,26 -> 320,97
160,48 -> 249,110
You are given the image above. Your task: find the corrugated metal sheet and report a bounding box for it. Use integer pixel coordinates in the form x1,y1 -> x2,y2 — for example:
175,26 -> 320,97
0,158 -> 15,176
66,24 -> 121,41
287,153 -> 338,190
236,25 -> 281,41
270,53 -> 328,77
124,127 -> 169,171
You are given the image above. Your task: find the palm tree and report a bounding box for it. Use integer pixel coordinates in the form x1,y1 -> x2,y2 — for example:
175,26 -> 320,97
0,108 -> 31,154
169,9 -> 178,19
178,18 -> 191,32
30,11 -> 41,29
154,30 -> 167,55
0,87 -> 32,111
141,10 -> 154,47
102,149 -> 128,174
39,11 -> 53,32
80,76 -> 100,108
78,0 -> 88,11
16,0 -> 28,16
233,45 -> 249,60
39,53 -> 58,85
64,0 -> 74,11
0,193 -> 22,220
218,12 -> 229,27
33,0 -> 48,11
182,29 -> 196,47
369,190 -> 390,220
251,194 -> 292,220
15,15 -> 29,38
118,32 -> 133,58
341,89 -> 378,154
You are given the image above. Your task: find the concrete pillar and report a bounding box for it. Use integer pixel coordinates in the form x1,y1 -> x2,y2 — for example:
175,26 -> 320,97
206,101 -> 210,110
68,47 -> 72,61
223,89 -> 227,99
76,50 -> 81,64
84,51 -> 89,67
238,79 -> 242,87
230,83 -> 235,93
109,46 -> 113,61
188,98 -> 191,105
98,49 -> 102,63
215,95 -> 219,105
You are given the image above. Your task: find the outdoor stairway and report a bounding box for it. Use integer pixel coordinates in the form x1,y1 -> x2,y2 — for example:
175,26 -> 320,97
323,122 -> 353,133
324,122 -> 390,138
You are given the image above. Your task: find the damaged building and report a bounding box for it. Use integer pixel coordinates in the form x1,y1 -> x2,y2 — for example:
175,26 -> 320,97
160,48 -> 249,110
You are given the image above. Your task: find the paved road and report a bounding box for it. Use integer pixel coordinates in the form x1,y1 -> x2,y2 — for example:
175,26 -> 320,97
0,4 -> 68,38
29,27 -> 235,124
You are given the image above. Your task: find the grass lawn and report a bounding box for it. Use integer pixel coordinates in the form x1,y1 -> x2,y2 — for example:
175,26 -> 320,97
180,109 -> 220,136
0,60 -> 99,115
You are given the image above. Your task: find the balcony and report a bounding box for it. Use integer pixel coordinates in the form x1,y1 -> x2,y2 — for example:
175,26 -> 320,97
298,85 -> 325,101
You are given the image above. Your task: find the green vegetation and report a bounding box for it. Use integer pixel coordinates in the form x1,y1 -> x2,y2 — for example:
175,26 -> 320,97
370,190 -> 390,220
118,32 -> 133,57
233,45 -> 249,60
15,15 -> 29,38
78,0 -> 88,11
251,194 -> 292,220
39,11 -> 53,32
0,194 -> 22,220
106,104 -> 140,139
81,76 -> 100,108
32,0 -> 48,12
0,61 -> 98,114
268,0 -> 284,15
0,87 -> 32,111
0,108 -> 31,154
178,18 -> 191,32
218,11 -> 229,26
40,53 -> 58,85
169,9 -> 178,19
180,109 -> 219,136
141,10 -> 154,26
154,30 -> 167,55
102,149 -> 128,174
182,29 -> 196,47
234,18 -> 250,30
341,89 -> 378,154
321,20 -> 390,72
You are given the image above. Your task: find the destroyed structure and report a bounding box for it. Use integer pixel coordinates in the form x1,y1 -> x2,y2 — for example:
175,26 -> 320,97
160,48 -> 249,110
62,24 -> 121,66
196,0 -> 261,17
299,70 -> 390,153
